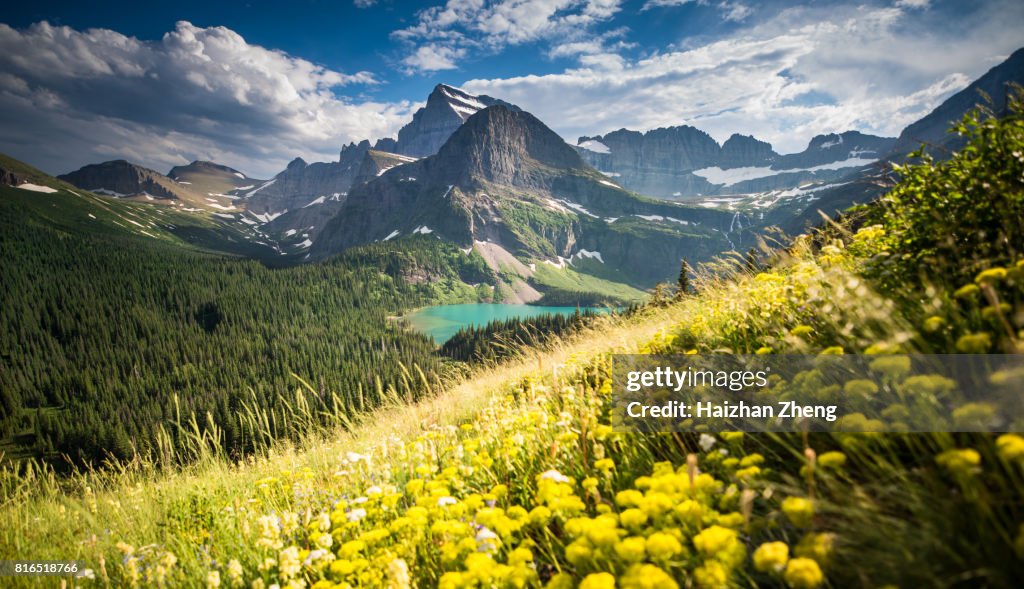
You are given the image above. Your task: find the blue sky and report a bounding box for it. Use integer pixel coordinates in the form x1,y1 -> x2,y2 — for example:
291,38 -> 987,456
1,0 -> 1022,177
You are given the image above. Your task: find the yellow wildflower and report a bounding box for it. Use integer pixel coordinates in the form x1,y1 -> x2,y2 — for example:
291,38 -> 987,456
693,561 -> 729,589
997,434 -> 1024,463
646,532 -> 684,561
620,564 -> 679,589
784,557 -> 824,589
781,497 -> 815,528
936,448 -> 981,477
753,541 -> 789,573
615,536 -> 647,562
580,572 -> 616,589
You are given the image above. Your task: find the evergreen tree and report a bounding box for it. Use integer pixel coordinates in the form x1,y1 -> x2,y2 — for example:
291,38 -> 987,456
675,259 -> 692,299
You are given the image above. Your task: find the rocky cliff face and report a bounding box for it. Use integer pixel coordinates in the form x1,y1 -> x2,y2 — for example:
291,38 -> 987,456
392,84 -> 519,158
59,160 -> 200,202
0,166 -> 24,186
774,131 -> 894,169
432,106 -> 586,188
576,124 -> 894,200
576,126 -> 769,199
245,140 -> 372,214
719,134 -> 776,169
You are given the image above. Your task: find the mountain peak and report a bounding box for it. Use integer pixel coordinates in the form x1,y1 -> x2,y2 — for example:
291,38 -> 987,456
59,159 -> 203,203
287,157 -> 308,170
169,160 -> 243,177
720,134 -> 776,168
432,105 -> 585,187
394,85 -> 521,158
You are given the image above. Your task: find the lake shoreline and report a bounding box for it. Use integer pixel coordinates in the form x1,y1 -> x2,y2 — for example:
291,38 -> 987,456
403,303 -> 616,344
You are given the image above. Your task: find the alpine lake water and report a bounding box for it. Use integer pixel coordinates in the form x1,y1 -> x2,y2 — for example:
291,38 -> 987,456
404,303 -> 616,344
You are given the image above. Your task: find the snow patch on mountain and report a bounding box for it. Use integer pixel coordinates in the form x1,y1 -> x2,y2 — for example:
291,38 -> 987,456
573,249 -> 604,263
634,214 -> 689,225
17,183 -> 58,193
578,140 -> 610,154
93,188 -> 128,197
694,157 -> 876,186
246,179 -> 276,197
554,198 -> 598,218
250,211 -> 284,223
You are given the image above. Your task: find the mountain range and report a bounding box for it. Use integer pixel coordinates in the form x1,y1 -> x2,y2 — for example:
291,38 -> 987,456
7,47 -> 1023,302
575,127 -> 894,200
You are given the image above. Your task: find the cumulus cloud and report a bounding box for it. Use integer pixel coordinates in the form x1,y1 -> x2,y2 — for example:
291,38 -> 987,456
394,0 -> 623,72
402,44 -> 466,72
462,2 -> 1024,153
0,21 -> 416,177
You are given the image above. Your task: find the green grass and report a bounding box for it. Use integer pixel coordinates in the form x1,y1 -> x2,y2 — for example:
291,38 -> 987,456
530,262 -> 646,305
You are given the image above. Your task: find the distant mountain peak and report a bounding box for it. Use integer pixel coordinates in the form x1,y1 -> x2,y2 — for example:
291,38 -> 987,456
168,160 -> 245,179
393,85 -> 520,158
60,159 -> 201,203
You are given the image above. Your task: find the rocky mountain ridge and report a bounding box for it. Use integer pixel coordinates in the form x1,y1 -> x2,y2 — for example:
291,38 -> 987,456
575,126 -> 894,200
58,160 -> 218,208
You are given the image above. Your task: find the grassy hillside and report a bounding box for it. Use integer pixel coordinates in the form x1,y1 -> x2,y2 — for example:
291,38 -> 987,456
1,98 -> 1022,587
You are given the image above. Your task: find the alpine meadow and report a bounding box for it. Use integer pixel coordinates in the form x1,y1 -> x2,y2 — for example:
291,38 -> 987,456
1,2 -> 1024,588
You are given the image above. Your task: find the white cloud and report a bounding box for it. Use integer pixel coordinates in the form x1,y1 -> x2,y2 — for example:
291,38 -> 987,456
462,2 -> 1024,153
394,0 -> 623,71
0,21 -> 415,177
354,0 -> 378,7
895,0 -> 931,8
642,0 -> 747,22
401,44 -> 466,72
641,0 -> 696,10
718,2 -> 751,22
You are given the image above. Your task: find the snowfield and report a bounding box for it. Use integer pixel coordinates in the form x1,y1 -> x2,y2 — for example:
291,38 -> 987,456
578,140 -> 611,154
17,183 -> 58,193
693,156 -> 876,187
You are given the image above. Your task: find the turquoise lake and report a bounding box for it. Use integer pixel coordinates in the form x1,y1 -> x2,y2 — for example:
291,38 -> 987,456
405,303 -> 613,343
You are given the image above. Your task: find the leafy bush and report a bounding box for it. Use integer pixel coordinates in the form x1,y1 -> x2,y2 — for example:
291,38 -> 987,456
872,90 -> 1024,290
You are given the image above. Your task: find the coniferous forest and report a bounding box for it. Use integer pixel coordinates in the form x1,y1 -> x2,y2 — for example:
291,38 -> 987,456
0,194 -> 476,467
439,311 -> 603,363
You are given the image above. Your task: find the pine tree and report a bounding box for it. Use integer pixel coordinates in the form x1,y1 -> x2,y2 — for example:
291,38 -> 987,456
675,259 -> 692,299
